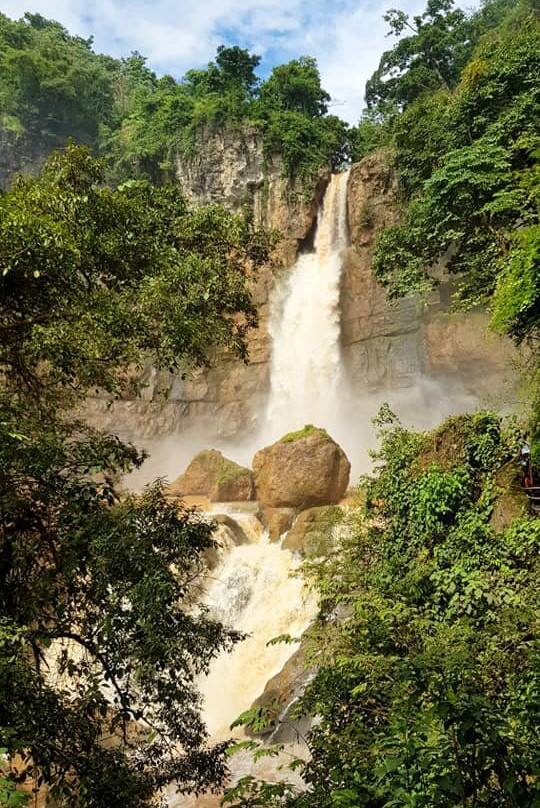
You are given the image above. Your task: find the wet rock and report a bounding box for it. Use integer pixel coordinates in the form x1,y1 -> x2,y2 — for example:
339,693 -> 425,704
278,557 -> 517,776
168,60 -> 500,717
253,426 -> 350,509
213,513 -> 250,545
282,505 -> 342,555
247,645 -> 313,742
168,449 -> 255,502
261,507 -> 295,542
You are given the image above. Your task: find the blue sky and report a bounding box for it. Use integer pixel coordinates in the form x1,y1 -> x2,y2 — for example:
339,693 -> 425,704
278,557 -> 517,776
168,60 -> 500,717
1,0 -> 430,122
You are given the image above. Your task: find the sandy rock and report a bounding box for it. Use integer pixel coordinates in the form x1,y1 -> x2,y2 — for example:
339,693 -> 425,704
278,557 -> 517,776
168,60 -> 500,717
261,507 -> 295,542
282,505 -> 341,554
213,513 -> 251,545
168,449 -> 255,502
253,426 -> 350,509
247,645 -> 313,742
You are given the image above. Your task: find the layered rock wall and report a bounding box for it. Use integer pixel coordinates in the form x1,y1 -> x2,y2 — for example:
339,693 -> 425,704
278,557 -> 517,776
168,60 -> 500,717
343,154 -> 517,400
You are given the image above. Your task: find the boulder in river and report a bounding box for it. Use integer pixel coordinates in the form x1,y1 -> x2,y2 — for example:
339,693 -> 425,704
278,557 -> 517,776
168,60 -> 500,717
252,425 -> 350,509
168,449 -> 255,502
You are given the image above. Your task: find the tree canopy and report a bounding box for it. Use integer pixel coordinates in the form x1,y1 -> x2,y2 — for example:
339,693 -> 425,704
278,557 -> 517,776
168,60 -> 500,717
0,144 -> 272,807
0,12 -> 349,192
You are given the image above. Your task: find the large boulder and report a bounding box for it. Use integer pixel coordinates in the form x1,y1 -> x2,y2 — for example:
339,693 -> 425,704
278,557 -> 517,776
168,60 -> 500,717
282,505 -> 342,555
168,449 -> 255,502
253,426 -> 350,509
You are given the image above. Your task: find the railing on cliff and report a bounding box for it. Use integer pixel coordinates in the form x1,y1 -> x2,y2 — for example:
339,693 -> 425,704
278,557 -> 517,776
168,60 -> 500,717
524,485 -> 540,514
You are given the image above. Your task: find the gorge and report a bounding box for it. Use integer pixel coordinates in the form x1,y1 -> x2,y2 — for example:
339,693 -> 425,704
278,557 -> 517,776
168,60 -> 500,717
1,2 -> 538,803
140,149 -> 519,806
88,132 -> 517,489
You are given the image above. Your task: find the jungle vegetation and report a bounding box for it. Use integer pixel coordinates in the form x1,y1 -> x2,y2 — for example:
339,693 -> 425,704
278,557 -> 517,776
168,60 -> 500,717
0,0 -> 539,805
0,144 -> 272,807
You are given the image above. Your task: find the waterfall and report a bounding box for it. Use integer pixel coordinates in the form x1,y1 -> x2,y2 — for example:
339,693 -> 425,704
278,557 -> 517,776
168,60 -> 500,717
265,170 -> 350,440
168,173 -> 353,806
169,518 -> 317,808
198,527 -> 317,741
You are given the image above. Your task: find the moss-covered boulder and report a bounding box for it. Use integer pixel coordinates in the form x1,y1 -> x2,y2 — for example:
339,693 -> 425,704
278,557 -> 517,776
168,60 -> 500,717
253,425 -> 350,509
283,505 -> 341,554
168,449 -> 255,502
489,461 -> 529,531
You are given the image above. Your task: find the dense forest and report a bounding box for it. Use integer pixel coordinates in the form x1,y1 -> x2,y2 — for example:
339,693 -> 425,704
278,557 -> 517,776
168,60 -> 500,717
0,0 -> 539,806
0,13 -> 348,188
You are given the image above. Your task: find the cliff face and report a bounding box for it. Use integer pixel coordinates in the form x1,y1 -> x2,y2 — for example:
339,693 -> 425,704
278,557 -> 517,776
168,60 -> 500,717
0,127 -> 58,190
84,125 -> 330,441
79,129 -> 517,442
343,155 -> 517,398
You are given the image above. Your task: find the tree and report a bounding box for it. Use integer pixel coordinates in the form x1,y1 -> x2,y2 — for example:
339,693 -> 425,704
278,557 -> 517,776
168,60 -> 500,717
373,2 -> 540,308
366,0 -> 480,111
0,144 -> 273,807
0,12 -> 115,143
259,57 -> 330,118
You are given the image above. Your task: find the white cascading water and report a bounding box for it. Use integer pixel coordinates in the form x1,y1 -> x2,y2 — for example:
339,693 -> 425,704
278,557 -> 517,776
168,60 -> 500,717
199,521 -> 317,741
169,174 -> 351,806
265,170 -> 350,440
170,514 -> 318,808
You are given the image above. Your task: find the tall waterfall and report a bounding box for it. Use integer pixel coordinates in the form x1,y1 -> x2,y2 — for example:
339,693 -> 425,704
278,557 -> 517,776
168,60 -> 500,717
167,172 -> 358,808
265,170 -> 350,440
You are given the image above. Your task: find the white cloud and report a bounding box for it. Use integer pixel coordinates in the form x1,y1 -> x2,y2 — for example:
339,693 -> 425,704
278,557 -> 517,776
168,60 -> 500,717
2,0 -> 428,122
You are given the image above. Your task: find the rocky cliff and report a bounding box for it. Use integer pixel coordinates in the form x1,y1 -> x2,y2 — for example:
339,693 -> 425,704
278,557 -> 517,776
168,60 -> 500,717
78,127 -> 517,442
342,154 -> 517,398
0,126 -> 56,190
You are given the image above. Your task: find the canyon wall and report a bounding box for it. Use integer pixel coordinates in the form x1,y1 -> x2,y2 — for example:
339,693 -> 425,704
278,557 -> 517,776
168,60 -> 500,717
2,123 -> 514,441
342,154 -> 517,400
83,127 -> 517,444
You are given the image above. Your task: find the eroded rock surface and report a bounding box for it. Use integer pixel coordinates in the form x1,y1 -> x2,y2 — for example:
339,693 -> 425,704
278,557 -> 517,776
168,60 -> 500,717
261,507 -> 295,542
253,426 -> 350,509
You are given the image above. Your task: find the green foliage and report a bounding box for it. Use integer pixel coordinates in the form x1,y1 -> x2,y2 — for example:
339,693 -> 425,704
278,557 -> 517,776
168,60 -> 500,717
0,12 -> 116,143
365,0 -> 470,111
231,411 -> 539,808
0,13 -> 349,193
0,143 -> 271,406
279,424 -> 332,443
372,1 -> 540,329
0,146 -> 273,805
365,0 -> 519,113
258,57 -> 330,117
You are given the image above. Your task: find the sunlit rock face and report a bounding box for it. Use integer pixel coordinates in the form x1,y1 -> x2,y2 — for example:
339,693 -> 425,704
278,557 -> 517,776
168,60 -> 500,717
168,449 -> 255,502
342,153 -> 517,398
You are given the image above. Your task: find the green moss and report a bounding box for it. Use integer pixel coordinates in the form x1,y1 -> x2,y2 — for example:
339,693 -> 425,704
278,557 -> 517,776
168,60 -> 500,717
279,424 -> 332,443
357,199 -> 375,230
217,459 -> 251,485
